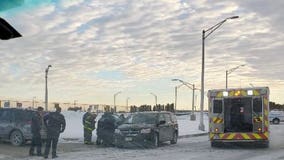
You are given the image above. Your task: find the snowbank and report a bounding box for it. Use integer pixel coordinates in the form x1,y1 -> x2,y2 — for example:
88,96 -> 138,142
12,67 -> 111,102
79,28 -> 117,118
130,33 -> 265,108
59,111 -> 209,143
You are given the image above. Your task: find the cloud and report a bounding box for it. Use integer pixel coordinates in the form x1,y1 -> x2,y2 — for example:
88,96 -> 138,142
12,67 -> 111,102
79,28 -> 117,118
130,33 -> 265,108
0,0 -> 283,106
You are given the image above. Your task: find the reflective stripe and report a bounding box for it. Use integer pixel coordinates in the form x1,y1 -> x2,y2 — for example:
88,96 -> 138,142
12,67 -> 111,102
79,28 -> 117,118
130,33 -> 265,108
227,133 -> 235,139
210,133 -> 214,140
253,90 -> 260,96
241,133 -> 250,139
84,126 -> 93,131
213,117 -> 223,123
253,133 -> 261,139
84,121 -> 91,124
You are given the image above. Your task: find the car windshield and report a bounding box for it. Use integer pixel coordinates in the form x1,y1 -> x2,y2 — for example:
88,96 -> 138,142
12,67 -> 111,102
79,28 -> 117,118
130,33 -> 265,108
123,113 -> 157,124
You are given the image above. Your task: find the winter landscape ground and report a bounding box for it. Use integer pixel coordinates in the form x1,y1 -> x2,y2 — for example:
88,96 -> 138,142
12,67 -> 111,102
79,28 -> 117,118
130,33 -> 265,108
60,111 -> 209,143
1,111 -> 284,160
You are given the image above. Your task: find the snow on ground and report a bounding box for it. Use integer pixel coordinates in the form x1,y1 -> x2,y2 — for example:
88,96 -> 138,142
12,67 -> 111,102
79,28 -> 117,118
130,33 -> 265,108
59,111 -> 209,143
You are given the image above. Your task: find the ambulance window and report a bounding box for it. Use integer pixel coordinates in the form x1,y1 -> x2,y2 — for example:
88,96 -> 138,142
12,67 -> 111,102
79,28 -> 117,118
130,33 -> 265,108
253,98 -> 262,113
213,100 -> 222,113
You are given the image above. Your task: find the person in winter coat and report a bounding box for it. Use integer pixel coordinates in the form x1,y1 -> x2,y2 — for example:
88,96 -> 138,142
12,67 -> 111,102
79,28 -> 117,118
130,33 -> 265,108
43,106 -> 66,159
96,112 -> 116,146
83,108 -> 97,144
29,107 -> 44,156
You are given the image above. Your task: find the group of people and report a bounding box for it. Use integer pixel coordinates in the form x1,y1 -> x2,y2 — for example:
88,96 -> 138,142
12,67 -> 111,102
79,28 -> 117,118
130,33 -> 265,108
29,106 -> 123,159
29,105 -> 66,159
83,109 -> 125,146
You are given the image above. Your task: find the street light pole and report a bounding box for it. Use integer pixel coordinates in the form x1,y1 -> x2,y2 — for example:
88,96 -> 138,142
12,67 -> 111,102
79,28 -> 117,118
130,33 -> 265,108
150,93 -> 157,106
225,64 -> 245,89
114,91 -> 121,113
45,65 -> 52,111
32,97 -> 36,109
200,16 -> 239,131
172,79 -> 196,120
174,84 -> 185,112
126,97 -> 130,112
175,86 -> 177,111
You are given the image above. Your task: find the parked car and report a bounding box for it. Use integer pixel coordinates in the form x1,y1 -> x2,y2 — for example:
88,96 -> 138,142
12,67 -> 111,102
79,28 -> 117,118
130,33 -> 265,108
114,111 -> 178,148
269,110 -> 284,124
0,108 -> 46,146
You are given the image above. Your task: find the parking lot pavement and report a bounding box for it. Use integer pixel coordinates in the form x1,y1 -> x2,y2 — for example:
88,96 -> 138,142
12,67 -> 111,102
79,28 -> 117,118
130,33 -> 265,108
0,142 -> 97,159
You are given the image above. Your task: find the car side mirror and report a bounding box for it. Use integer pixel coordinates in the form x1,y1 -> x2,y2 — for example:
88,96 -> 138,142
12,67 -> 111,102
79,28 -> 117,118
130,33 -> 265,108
159,120 -> 166,125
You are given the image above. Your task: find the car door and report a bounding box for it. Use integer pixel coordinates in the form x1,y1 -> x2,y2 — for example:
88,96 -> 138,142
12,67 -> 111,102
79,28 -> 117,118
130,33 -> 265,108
0,110 -> 4,137
158,113 -> 167,142
0,110 -> 13,139
164,113 -> 174,141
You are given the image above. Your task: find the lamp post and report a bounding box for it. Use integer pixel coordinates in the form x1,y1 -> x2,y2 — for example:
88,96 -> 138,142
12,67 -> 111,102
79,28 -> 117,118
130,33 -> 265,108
32,96 -> 36,109
172,79 -> 196,120
150,92 -> 157,106
74,100 -> 77,107
174,84 -> 185,112
114,91 -> 121,113
126,97 -> 130,112
226,64 -> 245,89
45,65 -> 52,111
200,16 -> 239,131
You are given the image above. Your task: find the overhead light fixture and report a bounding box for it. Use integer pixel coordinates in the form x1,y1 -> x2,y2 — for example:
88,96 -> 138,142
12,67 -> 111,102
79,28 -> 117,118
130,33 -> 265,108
223,91 -> 228,97
247,90 -> 253,96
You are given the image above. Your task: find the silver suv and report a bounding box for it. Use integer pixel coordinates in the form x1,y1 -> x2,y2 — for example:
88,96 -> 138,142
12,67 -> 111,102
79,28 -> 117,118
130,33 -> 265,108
0,108 -> 45,146
269,110 -> 284,124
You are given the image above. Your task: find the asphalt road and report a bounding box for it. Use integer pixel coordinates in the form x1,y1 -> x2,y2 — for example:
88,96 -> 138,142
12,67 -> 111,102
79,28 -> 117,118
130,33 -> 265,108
0,124 -> 284,160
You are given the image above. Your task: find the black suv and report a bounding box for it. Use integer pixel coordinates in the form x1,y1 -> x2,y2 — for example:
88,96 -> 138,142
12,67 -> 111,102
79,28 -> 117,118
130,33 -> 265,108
0,108 -> 42,146
114,111 -> 178,148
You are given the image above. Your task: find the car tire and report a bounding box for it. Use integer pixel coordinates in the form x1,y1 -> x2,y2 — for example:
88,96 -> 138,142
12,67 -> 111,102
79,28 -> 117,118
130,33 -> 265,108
96,137 -> 102,145
272,118 -> 280,124
114,137 -> 123,148
10,130 -> 24,146
170,132 -> 178,144
153,133 -> 159,148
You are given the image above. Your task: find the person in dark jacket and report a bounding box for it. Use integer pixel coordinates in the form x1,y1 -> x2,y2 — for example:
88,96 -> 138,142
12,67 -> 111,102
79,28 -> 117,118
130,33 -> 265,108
44,106 -> 66,159
83,108 -> 97,144
96,112 -> 116,146
29,107 -> 44,156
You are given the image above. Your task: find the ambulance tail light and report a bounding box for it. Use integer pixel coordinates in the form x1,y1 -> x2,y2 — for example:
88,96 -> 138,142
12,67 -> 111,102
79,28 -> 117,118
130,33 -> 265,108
214,128 -> 220,133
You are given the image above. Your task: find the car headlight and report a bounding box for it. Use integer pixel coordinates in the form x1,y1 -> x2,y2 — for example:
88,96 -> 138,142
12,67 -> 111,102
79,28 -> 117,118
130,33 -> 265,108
140,128 -> 151,134
115,129 -> 121,134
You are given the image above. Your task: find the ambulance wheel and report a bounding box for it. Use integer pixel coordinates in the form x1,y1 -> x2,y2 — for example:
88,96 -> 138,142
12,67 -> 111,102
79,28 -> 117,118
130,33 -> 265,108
257,141 -> 269,148
211,141 -> 222,147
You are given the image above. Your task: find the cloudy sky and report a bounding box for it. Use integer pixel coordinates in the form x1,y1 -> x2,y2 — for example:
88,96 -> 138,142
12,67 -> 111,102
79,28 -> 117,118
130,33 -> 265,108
0,0 -> 283,110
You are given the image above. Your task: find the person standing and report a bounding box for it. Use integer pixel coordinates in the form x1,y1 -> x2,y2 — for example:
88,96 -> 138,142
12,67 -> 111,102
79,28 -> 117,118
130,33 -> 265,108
96,112 -> 116,146
44,106 -> 66,159
83,108 -> 97,144
29,107 -> 44,156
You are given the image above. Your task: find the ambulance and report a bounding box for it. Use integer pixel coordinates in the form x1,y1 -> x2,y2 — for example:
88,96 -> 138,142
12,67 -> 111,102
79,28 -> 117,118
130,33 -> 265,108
208,87 -> 270,147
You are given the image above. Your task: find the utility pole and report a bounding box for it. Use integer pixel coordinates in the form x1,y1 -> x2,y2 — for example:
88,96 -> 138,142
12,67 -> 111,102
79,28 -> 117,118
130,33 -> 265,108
200,16 -> 239,131
114,91 -> 122,113
45,65 -> 52,111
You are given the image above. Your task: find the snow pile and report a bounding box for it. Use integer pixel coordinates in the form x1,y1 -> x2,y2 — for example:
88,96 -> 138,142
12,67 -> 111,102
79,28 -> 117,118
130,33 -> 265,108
177,113 -> 209,136
59,111 -> 209,143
